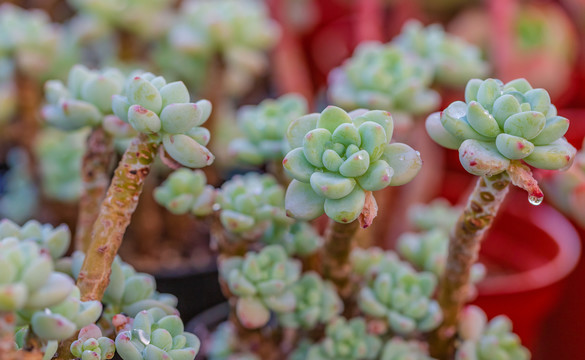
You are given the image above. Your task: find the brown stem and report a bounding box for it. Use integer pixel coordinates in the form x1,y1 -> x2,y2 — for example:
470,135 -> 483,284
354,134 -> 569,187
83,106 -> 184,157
53,334 -> 77,360
75,127 -> 115,252
322,220 -> 359,299
77,134 -> 159,301
209,211 -> 248,260
430,173 -> 511,359
15,69 -> 40,157
0,311 -> 17,360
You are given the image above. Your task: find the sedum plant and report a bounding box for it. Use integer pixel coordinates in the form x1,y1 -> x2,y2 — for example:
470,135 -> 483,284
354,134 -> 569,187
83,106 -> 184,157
262,221 -> 323,258
407,198 -> 461,232
0,219 -> 70,261
379,338 -> 431,360
70,324 -> 116,360
154,168 -> 216,217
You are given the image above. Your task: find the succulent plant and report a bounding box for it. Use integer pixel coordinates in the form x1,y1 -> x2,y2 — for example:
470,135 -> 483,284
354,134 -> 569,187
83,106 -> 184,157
18,287 -> 102,341
229,94 -> 308,165
0,237 -> 74,312
111,71 -> 214,168
0,219 -> 70,260
392,20 -> 489,87
154,168 -> 216,217
306,317 -> 382,359
407,198 -> 461,232
284,106 -> 422,223
278,272 -> 343,330
219,245 -> 301,329
207,322 -> 260,360
34,128 -> 86,202
456,306 -> 530,360
217,173 -> 291,240
356,247 -> 443,335
379,338 -> 431,360
426,78 -> 576,179
262,221 -> 323,257
328,42 -> 439,114
0,148 -> 38,224
70,324 -> 116,360
115,307 -> 200,360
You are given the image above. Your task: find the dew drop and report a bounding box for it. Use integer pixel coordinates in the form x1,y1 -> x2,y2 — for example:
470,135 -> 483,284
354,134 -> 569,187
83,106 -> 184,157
133,329 -> 150,345
528,194 -> 543,206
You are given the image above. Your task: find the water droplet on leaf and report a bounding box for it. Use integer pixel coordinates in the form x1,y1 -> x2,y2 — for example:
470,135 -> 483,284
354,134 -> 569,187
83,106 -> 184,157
528,194 -> 543,206
133,329 -> 150,345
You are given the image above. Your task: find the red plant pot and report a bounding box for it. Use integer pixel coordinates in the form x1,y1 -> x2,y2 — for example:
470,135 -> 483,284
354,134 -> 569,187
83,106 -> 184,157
472,188 -> 581,352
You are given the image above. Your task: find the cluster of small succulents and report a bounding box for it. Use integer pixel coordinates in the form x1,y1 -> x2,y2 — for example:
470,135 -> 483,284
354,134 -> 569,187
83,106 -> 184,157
0,218 -> 70,260
154,168 -> 216,216
219,245 -> 301,329
0,148 -> 38,224
328,42 -> 439,115
262,221 -> 323,257
379,338 -> 431,360
284,106 -> 422,223
229,94 -> 308,165
70,324 -> 116,360
112,72 -> 214,168
426,78 -> 576,177
114,307 -> 200,360
393,20 -> 489,87
407,198 -> 461,232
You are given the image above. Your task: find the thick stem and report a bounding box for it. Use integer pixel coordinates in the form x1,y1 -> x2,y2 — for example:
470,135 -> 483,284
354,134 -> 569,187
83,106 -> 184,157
75,127 -> 115,252
15,69 -> 40,156
0,311 -> 17,360
77,134 -> 159,301
322,220 -> 359,299
430,173 -> 510,359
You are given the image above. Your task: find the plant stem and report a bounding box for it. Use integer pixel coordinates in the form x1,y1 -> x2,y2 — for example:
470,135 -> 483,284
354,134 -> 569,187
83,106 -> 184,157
0,311 -> 17,360
77,134 -> 159,301
75,127 -> 115,252
15,69 -> 40,157
322,219 -> 360,299
430,173 -> 511,358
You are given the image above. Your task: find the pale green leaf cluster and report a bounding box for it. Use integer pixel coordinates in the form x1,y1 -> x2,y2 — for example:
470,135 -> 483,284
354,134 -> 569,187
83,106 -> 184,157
379,338 -> 431,360
284,106 -> 422,223
219,245 -> 301,329
154,169 -> 216,217
112,71 -> 214,168
207,322 -> 260,360
115,307 -> 200,360
426,78 -> 576,176
392,20 -> 489,87
0,218 -> 70,260
407,198 -> 461,232
262,221 -> 323,257
229,94 -> 308,165
306,317 -> 382,360
70,324 -> 116,360
456,306 -> 530,360
278,272 -> 343,330
328,42 -> 439,114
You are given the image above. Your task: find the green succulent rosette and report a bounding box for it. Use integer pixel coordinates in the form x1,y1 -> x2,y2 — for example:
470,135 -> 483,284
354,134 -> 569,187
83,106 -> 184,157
0,148 -> 38,224
0,237 -> 74,312
0,219 -> 70,261
35,128 -> 86,202
229,94 -> 308,165
42,65 -> 125,131
115,307 -> 201,360
407,198 -> 461,232
70,324 -> 116,360
278,271 -> 343,330
207,322 -> 260,360
392,20 -> 489,87
356,248 -> 443,335
456,305 -> 530,360
18,287 -> 102,341
72,253 -> 179,319
217,173 -> 292,240
426,78 -> 576,177
219,245 -> 301,329
328,42 -> 439,114
379,338 -> 431,360
154,168 -> 216,217
284,106 -> 422,223
262,221 -> 323,257
111,71 -> 214,168
306,317 -> 382,360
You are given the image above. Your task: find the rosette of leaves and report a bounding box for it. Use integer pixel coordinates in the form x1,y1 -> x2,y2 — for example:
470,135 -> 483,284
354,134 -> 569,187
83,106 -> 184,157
0,237 -> 74,312
357,248 -> 443,335
219,245 -> 301,329
328,42 -> 439,114
43,65 -> 125,131
284,106 -> 422,223
0,219 -> 70,261
217,173 -> 291,239
72,253 -> 178,319
397,229 -> 486,285
111,72 -> 214,168
115,307 -> 200,360
392,20 -> 489,87
380,338 -> 431,360
154,168 -> 216,216
456,306 -> 530,360
18,287 -> 102,341
34,128 -> 86,202
207,322 -> 260,360
262,221 -> 323,257
229,94 -> 308,165
70,324 -> 116,360
278,271 -> 342,330
426,78 -> 576,177
306,317 -> 382,360
407,198 -> 461,232
0,148 -> 38,224
351,247 -> 392,277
